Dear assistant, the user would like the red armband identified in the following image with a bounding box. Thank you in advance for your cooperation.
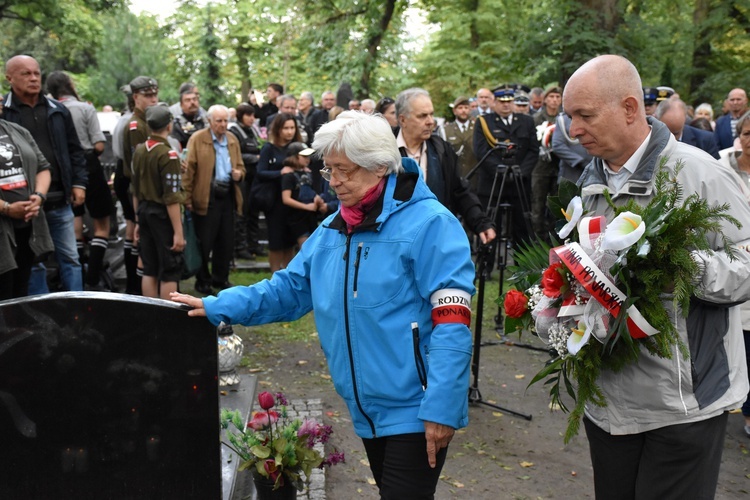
[430,289,471,327]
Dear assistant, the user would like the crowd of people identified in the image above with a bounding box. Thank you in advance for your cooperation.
[3,51,750,499]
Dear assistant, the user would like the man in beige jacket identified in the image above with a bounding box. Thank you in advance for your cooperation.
[183,105,245,295]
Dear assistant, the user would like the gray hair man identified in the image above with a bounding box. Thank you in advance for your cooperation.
[395,88,495,244]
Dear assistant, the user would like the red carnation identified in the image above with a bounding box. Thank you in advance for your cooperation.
[542,263,567,298]
[258,391,275,410]
[504,290,529,318]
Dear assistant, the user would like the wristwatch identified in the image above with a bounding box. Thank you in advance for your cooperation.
[33,191,47,202]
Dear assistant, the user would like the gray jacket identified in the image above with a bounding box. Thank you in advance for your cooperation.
[0,120,54,275]
[578,118,750,435]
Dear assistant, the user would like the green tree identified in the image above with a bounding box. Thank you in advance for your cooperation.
[0,0,124,73]
[84,9,177,109]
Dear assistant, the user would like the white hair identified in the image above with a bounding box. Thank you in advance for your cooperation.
[312,111,403,175]
[206,104,229,120]
[695,103,714,120]
[361,99,376,112]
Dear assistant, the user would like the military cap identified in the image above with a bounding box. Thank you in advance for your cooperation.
[643,87,658,104]
[656,86,675,101]
[544,86,563,98]
[145,103,172,131]
[509,83,532,93]
[493,84,515,101]
[129,76,159,94]
[451,96,471,108]
[286,141,315,157]
[120,84,132,96]
[514,91,530,105]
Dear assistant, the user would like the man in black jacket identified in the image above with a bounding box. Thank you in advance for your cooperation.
[4,54,87,293]
[473,85,539,245]
[395,88,495,245]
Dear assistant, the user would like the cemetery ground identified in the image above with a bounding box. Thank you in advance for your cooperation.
[184,269,750,499]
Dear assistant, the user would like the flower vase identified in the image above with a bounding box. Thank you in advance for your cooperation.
[252,476,297,500]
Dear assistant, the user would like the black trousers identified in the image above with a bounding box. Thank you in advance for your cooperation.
[362,432,447,500]
[584,412,728,500]
[193,194,234,285]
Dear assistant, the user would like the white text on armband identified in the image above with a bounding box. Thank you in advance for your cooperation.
[431,289,472,327]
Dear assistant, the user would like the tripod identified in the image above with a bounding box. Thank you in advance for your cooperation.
[465,149,533,420]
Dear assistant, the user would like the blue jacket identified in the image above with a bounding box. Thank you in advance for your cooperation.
[2,92,87,198]
[714,114,735,151]
[681,124,719,159]
[204,158,476,438]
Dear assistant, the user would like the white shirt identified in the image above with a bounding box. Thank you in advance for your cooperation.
[603,128,652,193]
[396,130,428,180]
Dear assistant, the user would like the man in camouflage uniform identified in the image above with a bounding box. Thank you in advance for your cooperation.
[130,104,185,299]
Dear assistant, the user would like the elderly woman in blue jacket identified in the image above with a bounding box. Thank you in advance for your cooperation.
[171,111,475,499]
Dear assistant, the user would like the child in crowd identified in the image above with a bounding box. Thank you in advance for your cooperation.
[130,104,185,299]
[280,142,323,248]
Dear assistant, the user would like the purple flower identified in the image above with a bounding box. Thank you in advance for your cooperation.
[275,392,288,406]
[321,451,345,468]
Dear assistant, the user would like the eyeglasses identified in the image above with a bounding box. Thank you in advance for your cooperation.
[320,165,360,182]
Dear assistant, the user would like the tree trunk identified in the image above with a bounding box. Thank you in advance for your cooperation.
[467,0,480,90]
[689,0,711,104]
[358,0,396,97]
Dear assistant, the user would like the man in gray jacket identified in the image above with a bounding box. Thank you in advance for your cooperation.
[565,54,750,500]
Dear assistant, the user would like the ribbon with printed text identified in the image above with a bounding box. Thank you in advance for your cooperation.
[551,216,659,339]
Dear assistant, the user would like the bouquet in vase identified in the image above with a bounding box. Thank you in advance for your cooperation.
[501,161,739,442]
[221,391,345,491]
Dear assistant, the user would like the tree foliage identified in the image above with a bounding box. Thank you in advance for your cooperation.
[83,9,177,109]
[0,0,747,114]
[416,0,750,112]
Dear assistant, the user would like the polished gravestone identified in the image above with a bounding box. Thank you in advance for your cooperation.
[0,292,220,499]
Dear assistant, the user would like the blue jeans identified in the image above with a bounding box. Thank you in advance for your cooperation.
[28,204,82,294]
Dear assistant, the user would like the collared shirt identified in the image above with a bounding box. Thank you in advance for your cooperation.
[456,119,470,133]
[211,130,231,182]
[396,130,428,180]
[501,114,513,127]
[603,128,652,193]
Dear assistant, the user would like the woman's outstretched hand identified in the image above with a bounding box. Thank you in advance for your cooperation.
[170,292,207,317]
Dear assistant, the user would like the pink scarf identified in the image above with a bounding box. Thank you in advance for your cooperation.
[340,178,386,233]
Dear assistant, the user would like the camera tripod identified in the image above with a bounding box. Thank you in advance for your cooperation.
[464,149,533,420]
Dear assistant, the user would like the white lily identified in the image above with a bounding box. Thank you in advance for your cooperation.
[558,196,583,239]
[567,320,591,355]
[600,211,646,251]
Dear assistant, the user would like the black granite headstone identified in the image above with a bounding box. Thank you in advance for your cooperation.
[0,292,220,499]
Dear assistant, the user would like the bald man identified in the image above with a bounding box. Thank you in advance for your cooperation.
[654,98,719,159]
[715,88,748,150]
[3,55,87,293]
[566,54,750,500]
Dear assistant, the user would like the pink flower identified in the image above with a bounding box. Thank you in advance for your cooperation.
[247,410,279,430]
[258,391,275,410]
[263,459,281,482]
